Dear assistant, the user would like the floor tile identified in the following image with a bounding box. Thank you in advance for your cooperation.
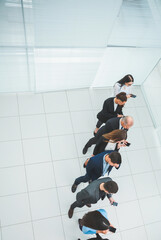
[20,115,47,139]
[121,226,147,240]
[0,166,27,196]
[139,196,161,224]
[0,194,31,226]
[18,93,44,115]
[148,147,161,170]
[23,137,51,164]
[46,112,73,136]
[2,223,34,240]
[0,141,23,168]
[26,162,56,191]
[0,117,21,141]
[142,126,161,148]
[50,135,77,161]
[0,94,18,117]
[116,200,143,231]
[127,149,152,174]
[43,91,69,113]
[154,170,161,194]
[90,88,112,110]
[53,158,81,187]
[136,107,153,127]
[113,175,137,203]
[145,221,161,240]
[29,188,60,220]
[67,89,92,111]
[71,111,95,133]
[127,127,146,150]
[133,172,159,199]
[33,217,65,240]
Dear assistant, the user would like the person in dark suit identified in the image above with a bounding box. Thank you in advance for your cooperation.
[68,177,118,218]
[71,150,121,193]
[94,92,127,134]
[83,116,134,155]
[78,209,115,240]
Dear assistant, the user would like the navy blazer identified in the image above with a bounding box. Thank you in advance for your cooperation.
[86,150,120,181]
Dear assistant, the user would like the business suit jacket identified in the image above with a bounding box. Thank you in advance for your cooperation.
[96,117,121,139]
[97,97,123,123]
[76,177,112,204]
[86,150,120,181]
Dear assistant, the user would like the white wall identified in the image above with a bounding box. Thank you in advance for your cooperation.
[92,47,161,87]
[34,48,105,91]
[33,0,122,47]
[142,60,161,128]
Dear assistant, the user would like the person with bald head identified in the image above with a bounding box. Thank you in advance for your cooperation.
[82,116,134,155]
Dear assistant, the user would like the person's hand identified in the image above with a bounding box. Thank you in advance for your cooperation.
[109,197,115,205]
[127,94,131,98]
[117,141,126,149]
[117,114,123,118]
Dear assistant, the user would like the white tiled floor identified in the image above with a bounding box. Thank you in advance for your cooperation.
[0,86,161,240]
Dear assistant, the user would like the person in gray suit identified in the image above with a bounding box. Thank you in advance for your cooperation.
[68,177,118,218]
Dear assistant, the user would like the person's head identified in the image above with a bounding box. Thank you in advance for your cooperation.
[117,74,134,87]
[80,210,110,234]
[103,129,127,143]
[121,116,134,129]
[107,152,122,168]
[103,180,118,194]
[115,92,127,105]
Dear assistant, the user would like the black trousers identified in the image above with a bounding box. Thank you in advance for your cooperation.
[84,126,107,149]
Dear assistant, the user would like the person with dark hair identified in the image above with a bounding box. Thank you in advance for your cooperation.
[113,74,134,98]
[94,92,127,134]
[68,177,118,218]
[71,150,122,193]
[78,209,115,240]
[83,116,134,155]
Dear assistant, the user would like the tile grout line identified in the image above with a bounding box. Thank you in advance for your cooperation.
[15,93,36,240]
[64,90,86,240]
[127,92,151,239]
[41,93,67,240]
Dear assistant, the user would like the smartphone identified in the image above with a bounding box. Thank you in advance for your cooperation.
[125,142,131,147]
[112,202,118,206]
[109,226,116,233]
[130,94,136,98]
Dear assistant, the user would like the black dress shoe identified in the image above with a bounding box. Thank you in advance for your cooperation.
[68,207,74,218]
[82,146,88,154]
[86,203,91,207]
[71,184,77,193]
